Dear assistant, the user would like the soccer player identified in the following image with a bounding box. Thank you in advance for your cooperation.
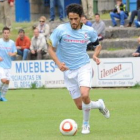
[47,4,110,134]
[0,27,17,101]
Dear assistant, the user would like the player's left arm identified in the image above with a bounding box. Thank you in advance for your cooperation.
[93,43,102,65]
[89,28,102,65]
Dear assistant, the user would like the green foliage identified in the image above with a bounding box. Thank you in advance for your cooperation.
[30,82,46,89]
[30,82,37,89]
[131,83,140,89]
[0,89,140,140]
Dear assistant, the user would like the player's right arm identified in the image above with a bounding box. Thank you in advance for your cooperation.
[47,26,68,71]
[48,44,68,71]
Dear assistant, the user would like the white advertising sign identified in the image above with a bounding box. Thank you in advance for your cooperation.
[9,58,140,88]
[10,60,65,88]
[91,58,140,87]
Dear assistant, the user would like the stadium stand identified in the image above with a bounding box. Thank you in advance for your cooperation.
[15,18,139,60]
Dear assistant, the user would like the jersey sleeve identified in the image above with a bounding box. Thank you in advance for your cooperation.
[47,25,62,48]
[89,28,98,43]
[12,41,17,53]
[89,28,99,48]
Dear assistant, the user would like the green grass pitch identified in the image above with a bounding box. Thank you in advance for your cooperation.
[0,88,140,140]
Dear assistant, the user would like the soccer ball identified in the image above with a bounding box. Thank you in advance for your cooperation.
[59,119,78,136]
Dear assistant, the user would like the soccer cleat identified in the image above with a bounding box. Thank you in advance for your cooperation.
[0,97,7,102]
[98,99,110,119]
[81,124,90,134]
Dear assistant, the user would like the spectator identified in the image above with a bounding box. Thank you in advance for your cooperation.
[30,28,47,60]
[15,29,30,60]
[37,16,50,39]
[92,13,106,41]
[81,0,93,20]
[126,0,140,27]
[49,0,64,22]
[0,0,14,28]
[132,37,140,57]
[81,15,92,27]
[110,0,128,27]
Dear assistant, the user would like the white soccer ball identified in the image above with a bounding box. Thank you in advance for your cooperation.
[59,119,78,136]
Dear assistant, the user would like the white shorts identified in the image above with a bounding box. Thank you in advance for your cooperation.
[0,67,11,81]
[64,63,93,99]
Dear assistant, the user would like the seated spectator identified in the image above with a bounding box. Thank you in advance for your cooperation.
[126,0,140,27]
[30,28,47,60]
[110,0,128,27]
[132,37,140,57]
[16,29,30,60]
[92,13,106,41]
[37,16,50,39]
[81,15,92,27]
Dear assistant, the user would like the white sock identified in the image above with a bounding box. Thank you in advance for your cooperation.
[82,102,91,125]
[1,84,9,98]
[90,100,101,109]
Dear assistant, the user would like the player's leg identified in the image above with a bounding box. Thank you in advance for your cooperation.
[0,79,9,101]
[0,69,11,101]
[78,63,110,134]
[0,67,5,100]
[80,86,91,134]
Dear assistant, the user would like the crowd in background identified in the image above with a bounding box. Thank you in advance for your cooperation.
[0,0,140,61]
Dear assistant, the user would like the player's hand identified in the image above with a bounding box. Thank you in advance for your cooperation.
[0,57,3,61]
[58,62,69,71]
[93,56,100,65]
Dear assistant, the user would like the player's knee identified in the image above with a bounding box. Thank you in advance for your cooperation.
[77,104,82,110]
[81,94,89,101]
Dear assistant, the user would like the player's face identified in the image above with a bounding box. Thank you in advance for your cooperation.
[3,30,10,40]
[68,13,81,30]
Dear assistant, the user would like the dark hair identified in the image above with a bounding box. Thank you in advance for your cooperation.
[95,13,100,16]
[18,29,25,34]
[116,0,122,2]
[66,4,83,17]
[81,15,88,19]
[2,27,10,33]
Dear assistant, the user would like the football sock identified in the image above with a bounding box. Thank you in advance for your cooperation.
[1,84,9,98]
[82,102,91,124]
[0,81,3,98]
[90,100,101,109]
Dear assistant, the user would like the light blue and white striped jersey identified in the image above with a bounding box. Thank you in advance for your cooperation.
[50,23,98,70]
[0,38,17,69]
